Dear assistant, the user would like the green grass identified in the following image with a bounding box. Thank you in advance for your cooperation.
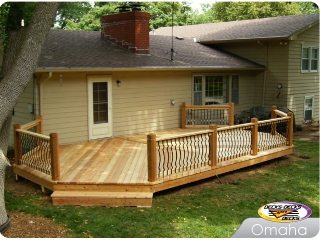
[5,140,319,238]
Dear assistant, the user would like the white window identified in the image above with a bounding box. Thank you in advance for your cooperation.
[302,47,319,72]
[192,75,239,105]
[304,96,314,121]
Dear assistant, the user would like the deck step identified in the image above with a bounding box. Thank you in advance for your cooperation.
[51,191,153,207]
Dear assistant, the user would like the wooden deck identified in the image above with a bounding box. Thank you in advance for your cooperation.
[13,128,293,207]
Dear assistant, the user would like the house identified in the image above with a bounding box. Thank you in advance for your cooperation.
[9,11,318,206]
[9,12,318,146]
[153,13,319,124]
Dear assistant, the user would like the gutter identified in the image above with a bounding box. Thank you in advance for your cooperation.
[35,66,266,73]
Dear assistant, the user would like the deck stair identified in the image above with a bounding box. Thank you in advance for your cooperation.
[51,191,153,207]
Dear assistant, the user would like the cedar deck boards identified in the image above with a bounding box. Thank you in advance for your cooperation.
[13,128,293,207]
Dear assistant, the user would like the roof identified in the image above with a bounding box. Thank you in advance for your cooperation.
[152,14,319,43]
[37,30,264,71]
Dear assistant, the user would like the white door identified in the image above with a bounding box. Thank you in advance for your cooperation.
[88,76,113,140]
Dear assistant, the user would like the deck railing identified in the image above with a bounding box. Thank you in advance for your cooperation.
[148,105,293,182]
[14,115,60,181]
[181,102,234,128]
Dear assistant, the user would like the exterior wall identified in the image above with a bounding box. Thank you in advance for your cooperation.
[35,70,262,145]
[287,24,319,123]
[215,41,282,115]
[40,72,88,145]
[263,41,289,110]
[216,25,319,123]
[112,71,191,136]
[9,78,35,146]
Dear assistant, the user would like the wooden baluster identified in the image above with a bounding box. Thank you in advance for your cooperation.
[209,124,217,167]
[147,133,157,182]
[251,118,258,156]
[181,102,186,129]
[50,133,60,181]
[271,106,277,135]
[13,124,22,165]
[229,102,234,126]
[287,112,294,146]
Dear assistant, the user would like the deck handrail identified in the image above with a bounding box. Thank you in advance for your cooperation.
[148,105,293,182]
[13,115,60,181]
[181,102,234,128]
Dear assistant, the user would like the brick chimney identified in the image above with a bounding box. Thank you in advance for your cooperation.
[101,11,150,55]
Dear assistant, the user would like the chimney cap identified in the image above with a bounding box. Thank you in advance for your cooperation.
[116,5,131,12]
[129,2,144,11]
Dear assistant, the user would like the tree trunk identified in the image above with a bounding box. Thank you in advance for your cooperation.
[0,2,61,233]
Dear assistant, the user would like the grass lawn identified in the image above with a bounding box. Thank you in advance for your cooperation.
[5,140,319,238]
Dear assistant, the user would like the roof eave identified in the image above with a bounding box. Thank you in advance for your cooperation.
[199,36,290,44]
[35,66,266,73]
[289,21,319,40]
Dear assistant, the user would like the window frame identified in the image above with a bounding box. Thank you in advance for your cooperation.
[192,74,240,105]
[301,46,319,73]
[304,95,314,121]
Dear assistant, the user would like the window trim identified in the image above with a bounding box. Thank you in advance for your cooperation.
[231,75,240,105]
[192,74,240,105]
[301,46,319,73]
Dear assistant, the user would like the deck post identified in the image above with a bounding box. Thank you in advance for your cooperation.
[251,118,258,156]
[181,102,186,129]
[271,106,277,119]
[36,115,43,134]
[50,133,60,181]
[147,133,157,182]
[13,124,22,165]
[287,112,294,146]
[228,102,234,126]
[270,106,277,135]
[209,124,217,167]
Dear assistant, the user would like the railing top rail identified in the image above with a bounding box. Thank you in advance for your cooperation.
[258,116,290,125]
[16,129,50,140]
[185,104,231,110]
[274,109,288,117]
[156,129,212,142]
[218,122,254,131]
[20,119,41,130]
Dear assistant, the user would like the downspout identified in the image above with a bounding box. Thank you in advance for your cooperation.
[37,72,52,115]
[258,41,268,106]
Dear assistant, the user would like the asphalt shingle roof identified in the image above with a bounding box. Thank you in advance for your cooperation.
[37,30,264,70]
[153,14,319,42]
[38,14,318,70]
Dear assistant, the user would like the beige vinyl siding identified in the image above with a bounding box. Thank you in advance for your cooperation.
[9,78,35,147]
[36,69,263,145]
[230,71,264,115]
[41,73,88,145]
[263,41,289,110]
[112,71,191,136]
[287,24,319,123]
[40,71,192,144]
